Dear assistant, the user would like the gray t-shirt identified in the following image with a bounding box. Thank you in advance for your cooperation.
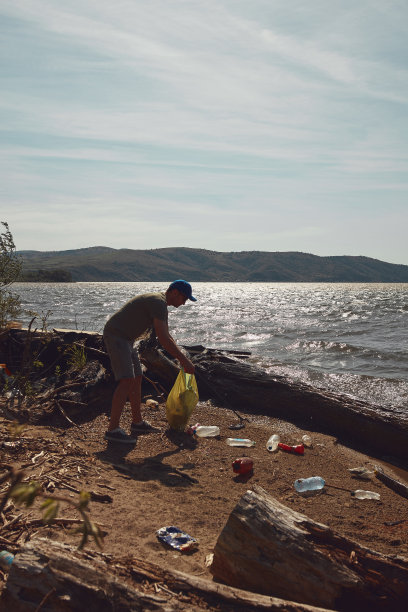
[104,292,168,341]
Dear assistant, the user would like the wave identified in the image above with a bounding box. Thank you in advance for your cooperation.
[285,339,406,363]
[259,359,408,413]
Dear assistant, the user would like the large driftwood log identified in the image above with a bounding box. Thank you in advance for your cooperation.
[190,351,408,464]
[210,485,408,611]
[138,341,408,464]
[1,538,170,611]
[1,537,330,611]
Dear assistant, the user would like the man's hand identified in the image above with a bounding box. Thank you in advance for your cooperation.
[179,355,195,374]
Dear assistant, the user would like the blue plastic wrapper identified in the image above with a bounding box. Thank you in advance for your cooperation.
[156,526,198,552]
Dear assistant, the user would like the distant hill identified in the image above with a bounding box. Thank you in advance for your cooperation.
[18,247,408,282]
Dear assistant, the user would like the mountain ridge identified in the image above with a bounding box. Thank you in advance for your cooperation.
[18,247,408,282]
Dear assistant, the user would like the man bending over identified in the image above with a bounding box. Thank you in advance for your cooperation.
[103,279,196,443]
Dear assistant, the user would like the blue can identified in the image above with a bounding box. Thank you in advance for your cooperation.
[0,550,14,570]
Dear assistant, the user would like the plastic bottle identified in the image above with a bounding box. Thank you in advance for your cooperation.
[301,434,313,448]
[195,426,220,438]
[232,457,254,475]
[294,476,325,494]
[278,443,304,455]
[266,434,280,452]
[0,550,14,571]
[348,467,374,480]
[351,490,380,500]
[226,438,256,447]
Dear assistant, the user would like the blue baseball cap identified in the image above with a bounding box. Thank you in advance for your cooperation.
[168,279,197,301]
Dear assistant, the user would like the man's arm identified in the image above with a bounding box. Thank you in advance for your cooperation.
[153,318,195,374]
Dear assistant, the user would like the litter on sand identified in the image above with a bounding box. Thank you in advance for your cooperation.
[156,526,198,552]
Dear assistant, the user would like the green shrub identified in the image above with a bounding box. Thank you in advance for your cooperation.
[0,222,22,329]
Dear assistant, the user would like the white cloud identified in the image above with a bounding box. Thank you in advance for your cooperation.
[0,0,407,263]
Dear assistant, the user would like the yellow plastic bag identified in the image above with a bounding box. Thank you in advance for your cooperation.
[166,368,199,431]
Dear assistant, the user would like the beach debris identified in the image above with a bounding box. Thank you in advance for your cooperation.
[294,476,325,496]
[226,438,255,447]
[301,434,313,448]
[0,363,12,381]
[374,465,408,499]
[205,553,214,567]
[351,490,380,500]
[0,440,21,451]
[0,550,14,571]
[384,519,406,527]
[278,443,304,455]
[194,425,220,437]
[232,457,254,475]
[156,526,198,552]
[348,466,375,480]
[266,434,280,452]
[228,422,245,430]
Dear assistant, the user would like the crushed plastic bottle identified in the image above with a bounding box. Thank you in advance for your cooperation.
[348,467,374,480]
[351,490,381,500]
[226,438,256,447]
[195,426,220,438]
[278,443,304,455]
[232,457,254,475]
[0,550,14,571]
[301,434,313,448]
[266,434,280,452]
[294,476,325,495]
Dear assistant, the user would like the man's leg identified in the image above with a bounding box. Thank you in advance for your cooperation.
[129,375,143,425]
[103,331,136,434]
[108,377,136,431]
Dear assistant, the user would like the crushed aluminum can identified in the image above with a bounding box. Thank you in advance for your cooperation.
[156,526,198,552]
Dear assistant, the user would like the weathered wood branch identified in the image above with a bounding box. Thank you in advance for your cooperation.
[210,485,408,611]
[1,538,170,611]
[1,537,331,611]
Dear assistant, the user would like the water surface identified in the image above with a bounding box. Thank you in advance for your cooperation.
[14,282,408,413]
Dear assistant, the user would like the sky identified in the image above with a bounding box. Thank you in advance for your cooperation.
[1,1,408,265]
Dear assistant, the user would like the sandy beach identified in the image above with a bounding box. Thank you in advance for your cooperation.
[1,396,407,586]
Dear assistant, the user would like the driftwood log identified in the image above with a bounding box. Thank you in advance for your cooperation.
[2,327,407,464]
[210,485,408,611]
[1,538,169,611]
[1,537,330,611]
[187,348,408,465]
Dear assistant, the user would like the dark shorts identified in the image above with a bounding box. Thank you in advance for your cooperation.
[103,331,142,380]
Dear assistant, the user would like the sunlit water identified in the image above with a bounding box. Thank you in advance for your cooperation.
[13,282,408,414]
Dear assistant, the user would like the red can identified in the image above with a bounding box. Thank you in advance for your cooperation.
[278,443,304,455]
[232,457,254,475]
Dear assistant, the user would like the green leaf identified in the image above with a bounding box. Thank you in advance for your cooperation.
[42,501,60,523]
[78,490,91,510]
[10,481,41,507]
